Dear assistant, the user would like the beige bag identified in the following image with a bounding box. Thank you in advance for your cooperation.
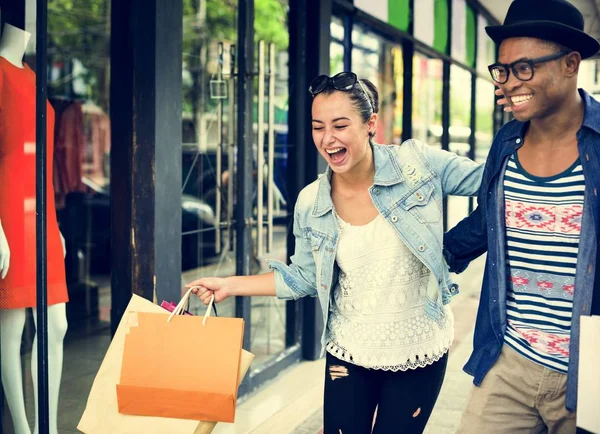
[577,315,600,433]
[78,294,254,434]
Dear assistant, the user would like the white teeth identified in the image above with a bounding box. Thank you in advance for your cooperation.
[511,94,533,105]
[326,148,345,154]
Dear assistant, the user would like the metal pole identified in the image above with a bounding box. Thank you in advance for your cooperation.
[235,0,254,351]
[216,42,224,254]
[35,0,50,431]
[257,40,265,257]
[442,0,452,232]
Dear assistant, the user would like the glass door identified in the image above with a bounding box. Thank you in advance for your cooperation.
[179,0,299,385]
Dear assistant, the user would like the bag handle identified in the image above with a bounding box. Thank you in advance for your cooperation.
[167,286,215,326]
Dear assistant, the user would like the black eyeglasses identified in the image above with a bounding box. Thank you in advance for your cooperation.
[309,71,374,111]
[488,51,571,84]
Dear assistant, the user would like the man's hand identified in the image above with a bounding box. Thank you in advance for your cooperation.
[495,87,512,112]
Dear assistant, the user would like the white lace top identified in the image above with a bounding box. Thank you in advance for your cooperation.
[326,214,453,371]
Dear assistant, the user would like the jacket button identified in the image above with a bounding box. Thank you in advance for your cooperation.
[516,138,521,144]
[417,194,424,201]
[418,245,425,252]
[391,216,398,222]
[373,188,380,195]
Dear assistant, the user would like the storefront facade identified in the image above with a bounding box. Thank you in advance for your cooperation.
[4,0,576,431]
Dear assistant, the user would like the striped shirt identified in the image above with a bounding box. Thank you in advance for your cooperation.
[503,154,584,373]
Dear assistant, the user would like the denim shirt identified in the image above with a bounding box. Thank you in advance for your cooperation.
[269,140,483,356]
[444,89,600,412]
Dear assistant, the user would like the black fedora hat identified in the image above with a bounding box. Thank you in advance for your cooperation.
[486,0,600,59]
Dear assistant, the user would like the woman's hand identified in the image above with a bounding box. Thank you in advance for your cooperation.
[495,87,512,112]
[186,277,230,305]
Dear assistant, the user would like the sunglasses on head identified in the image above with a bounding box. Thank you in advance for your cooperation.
[309,71,374,112]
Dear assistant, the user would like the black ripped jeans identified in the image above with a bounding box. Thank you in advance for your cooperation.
[323,351,448,434]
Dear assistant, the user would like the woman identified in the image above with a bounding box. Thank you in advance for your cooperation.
[187,72,483,433]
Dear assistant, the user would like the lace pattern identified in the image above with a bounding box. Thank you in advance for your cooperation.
[326,214,454,370]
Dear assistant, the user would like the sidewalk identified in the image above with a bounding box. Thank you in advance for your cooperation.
[213,255,486,434]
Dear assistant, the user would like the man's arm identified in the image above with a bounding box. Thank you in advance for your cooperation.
[444,203,488,273]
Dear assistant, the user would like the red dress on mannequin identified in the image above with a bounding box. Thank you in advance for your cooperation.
[0,56,68,308]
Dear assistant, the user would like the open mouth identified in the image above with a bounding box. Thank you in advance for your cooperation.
[325,147,348,164]
[510,94,533,107]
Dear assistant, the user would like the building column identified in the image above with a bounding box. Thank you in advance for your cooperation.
[289,0,332,361]
[109,0,183,333]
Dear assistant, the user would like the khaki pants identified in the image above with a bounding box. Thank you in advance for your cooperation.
[457,345,577,434]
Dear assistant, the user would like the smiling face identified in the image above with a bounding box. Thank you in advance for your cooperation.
[497,37,578,122]
[311,91,377,175]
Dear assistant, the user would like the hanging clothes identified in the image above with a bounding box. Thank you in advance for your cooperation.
[82,106,110,187]
[53,100,87,208]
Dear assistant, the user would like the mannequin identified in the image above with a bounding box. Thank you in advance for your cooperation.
[0,23,69,434]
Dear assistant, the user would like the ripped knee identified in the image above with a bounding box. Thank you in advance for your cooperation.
[412,407,421,418]
[329,365,349,381]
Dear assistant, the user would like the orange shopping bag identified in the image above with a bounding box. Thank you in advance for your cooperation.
[116,289,244,423]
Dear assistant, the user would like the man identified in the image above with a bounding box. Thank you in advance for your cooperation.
[444,0,600,433]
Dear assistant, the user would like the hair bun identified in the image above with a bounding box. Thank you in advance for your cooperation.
[360,79,380,114]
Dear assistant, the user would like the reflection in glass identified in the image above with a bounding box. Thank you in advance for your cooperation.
[475,78,495,163]
[352,26,403,144]
[180,0,239,321]
[331,16,345,42]
[180,0,292,366]
[250,0,291,365]
[447,65,473,229]
[331,41,345,75]
[412,53,443,149]
[0,1,112,432]
[477,15,496,76]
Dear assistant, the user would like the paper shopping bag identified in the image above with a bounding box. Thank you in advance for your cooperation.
[117,311,244,422]
[577,315,600,433]
[78,294,254,434]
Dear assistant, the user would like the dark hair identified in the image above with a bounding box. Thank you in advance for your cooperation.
[317,77,380,133]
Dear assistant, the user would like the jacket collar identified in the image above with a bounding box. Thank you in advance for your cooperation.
[312,143,404,217]
[580,88,600,136]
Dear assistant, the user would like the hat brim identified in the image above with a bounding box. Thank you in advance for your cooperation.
[486,21,600,59]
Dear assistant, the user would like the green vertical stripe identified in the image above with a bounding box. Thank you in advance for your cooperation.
[466,5,476,68]
[434,0,448,53]
[388,0,410,32]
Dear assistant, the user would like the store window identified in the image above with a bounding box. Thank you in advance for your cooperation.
[412,53,443,149]
[451,0,467,63]
[475,78,495,163]
[1,1,112,432]
[249,0,291,365]
[331,17,345,74]
[414,0,449,54]
[447,65,472,229]
[179,0,293,367]
[351,26,403,144]
[477,14,496,75]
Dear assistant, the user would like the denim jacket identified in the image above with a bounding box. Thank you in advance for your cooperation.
[444,89,600,412]
[269,140,483,356]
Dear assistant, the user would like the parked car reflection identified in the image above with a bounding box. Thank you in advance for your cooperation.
[57,177,219,278]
